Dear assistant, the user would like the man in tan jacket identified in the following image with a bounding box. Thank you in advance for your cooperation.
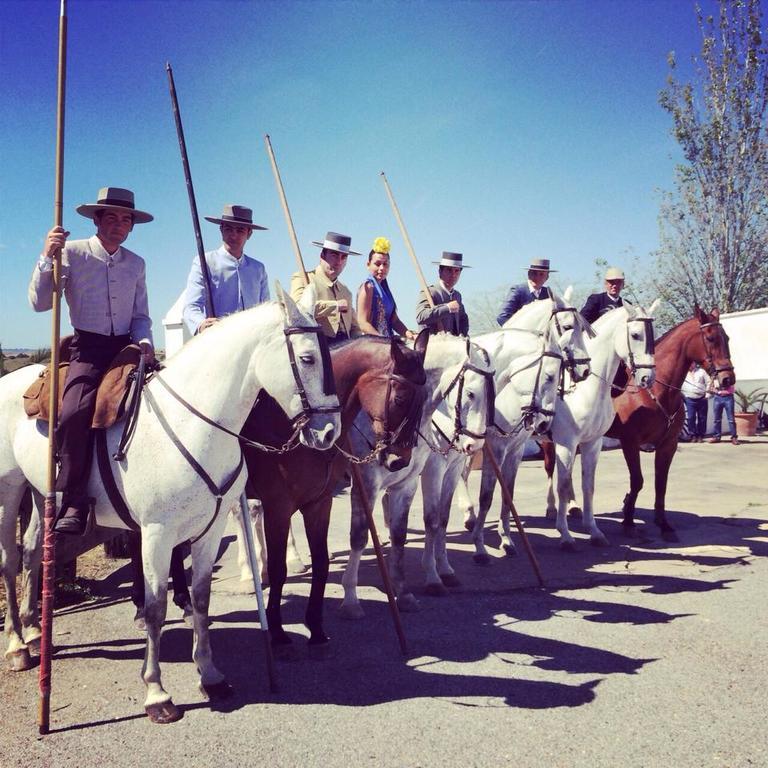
[290,231,361,342]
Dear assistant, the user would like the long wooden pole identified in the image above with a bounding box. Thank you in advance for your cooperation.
[166,62,215,318]
[264,135,308,286]
[38,0,67,735]
[379,172,435,308]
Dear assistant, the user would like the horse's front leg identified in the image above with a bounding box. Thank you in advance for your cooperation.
[620,439,644,534]
[579,438,608,546]
[542,440,557,519]
[455,457,476,532]
[653,436,679,541]
[19,489,44,651]
[432,457,464,588]
[497,442,524,556]
[140,526,179,723]
[190,514,232,700]
[420,456,448,596]
[300,495,332,651]
[470,441,502,563]
[387,478,420,610]
[339,474,375,620]
[554,444,578,551]
[262,502,292,649]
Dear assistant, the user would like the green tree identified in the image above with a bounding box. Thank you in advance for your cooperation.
[654,0,768,320]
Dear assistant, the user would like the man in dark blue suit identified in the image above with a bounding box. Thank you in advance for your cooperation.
[580,266,627,324]
[497,258,556,325]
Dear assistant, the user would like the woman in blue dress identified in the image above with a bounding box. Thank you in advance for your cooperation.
[356,237,416,339]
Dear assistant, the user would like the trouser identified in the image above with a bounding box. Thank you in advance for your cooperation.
[683,396,708,438]
[55,329,130,504]
[711,393,737,438]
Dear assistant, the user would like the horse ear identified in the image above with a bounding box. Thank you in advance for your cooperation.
[647,298,661,316]
[711,307,720,321]
[693,304,704,322]
[275,280,306,326]
[413,328,430,362]
[562,285,574,302]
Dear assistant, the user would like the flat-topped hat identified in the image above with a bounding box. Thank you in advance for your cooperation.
[604,266,625,280]
[76,187,153,224]
[526,258,557,273]
[311,231,361,256]
[432,251,471,269]
[204,204,267,230]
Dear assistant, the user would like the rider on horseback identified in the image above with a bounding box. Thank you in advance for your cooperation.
[28,187,155,535]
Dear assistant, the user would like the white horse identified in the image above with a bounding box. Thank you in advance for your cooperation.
[456,290,594,558]
[340,334,493,615]
[546,303,658,550]
[0,286,340,723]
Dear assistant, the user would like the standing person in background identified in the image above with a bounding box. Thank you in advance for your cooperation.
[290,231,361,343]
[496,258,555,325]
[415,251,470,336]
[708,382,739,445]
[28,187,155,535]
[681,361,710,442]
[183,204,269,335]
[357,237,416,339]
[580,266,628,324]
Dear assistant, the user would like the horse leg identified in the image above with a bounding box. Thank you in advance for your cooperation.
[497,444,524,556]
[470,444,501,564]
[554,445,578,551]
[539,440,558,519]
[456,458,477,532]
[620,439,644,535]
[579,438,608,546]
[300,495,332,651]
[286,519,309,575]
[653,437,679,541]
[189,516,233,701]
[388,479,420,610]
[140,526,180,723]
[19,488,43,651]
[420,455,450,597]
[263,503,292,648]
[339,478,372,620]
[1,483,33,670]
[433,458,464,588]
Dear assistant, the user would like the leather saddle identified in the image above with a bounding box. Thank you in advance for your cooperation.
[22,335,142,429]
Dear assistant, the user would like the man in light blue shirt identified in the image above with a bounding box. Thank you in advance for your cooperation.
[183,204,270,334]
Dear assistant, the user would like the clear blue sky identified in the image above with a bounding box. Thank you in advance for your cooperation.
[0,0,711,348]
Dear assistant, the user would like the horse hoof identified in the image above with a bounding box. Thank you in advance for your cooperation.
[200,680,234,701]
[502,543,517,557]
[560,541,577,553]
[590,535,609,547]
[661,529,679,543]
[7,649,33,672]
[424,582,449,597]
[440,573,461,588]
[568,506,583,520]
[464,518,476,532]
[338,603,365,620]
[308,640,332,660]
[145,700,182,724]
[472,552,492,565]
[396,593,420,612]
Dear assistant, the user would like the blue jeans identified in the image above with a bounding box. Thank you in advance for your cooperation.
[711,393,737,439]
[683,396,708,438]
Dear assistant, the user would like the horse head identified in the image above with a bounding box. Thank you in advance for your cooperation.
[549,287,592,383]
[430,337,495,456]
[273,282,342,450]
[494,333,563,437]
[620,303,657,390]
[693,305,735,388]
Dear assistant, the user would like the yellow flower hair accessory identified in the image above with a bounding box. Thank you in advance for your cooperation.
[372,236,391,255]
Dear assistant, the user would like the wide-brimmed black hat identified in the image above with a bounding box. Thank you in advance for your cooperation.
[76,187,153,224]
[311,231,361,256]
[204,204,267,230]
[432,251,471,269]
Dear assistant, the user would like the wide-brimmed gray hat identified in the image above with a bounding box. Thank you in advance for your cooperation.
[204,204,267,230]
[76,187,153,224]
[432,251,471,269]
[311,231,361,256]
[604,266,625,280]
[526,258,557,273]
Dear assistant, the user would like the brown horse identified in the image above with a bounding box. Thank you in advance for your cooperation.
[243,333,428,651]
[544,307,734,540]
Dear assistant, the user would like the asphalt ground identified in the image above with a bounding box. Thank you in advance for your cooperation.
[1,438,766,768]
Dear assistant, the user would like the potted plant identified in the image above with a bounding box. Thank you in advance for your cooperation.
[733,387,767,437]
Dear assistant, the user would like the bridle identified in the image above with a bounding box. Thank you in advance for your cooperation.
[624,316,656,378]
[491,344,564,437]
[697,320,734,383]
[549,306,591,378]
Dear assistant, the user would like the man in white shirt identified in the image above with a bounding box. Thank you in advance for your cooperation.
[29,187,154,534]
[681,361,710,442]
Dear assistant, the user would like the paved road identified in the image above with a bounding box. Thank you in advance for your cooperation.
[2,439,766,767]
